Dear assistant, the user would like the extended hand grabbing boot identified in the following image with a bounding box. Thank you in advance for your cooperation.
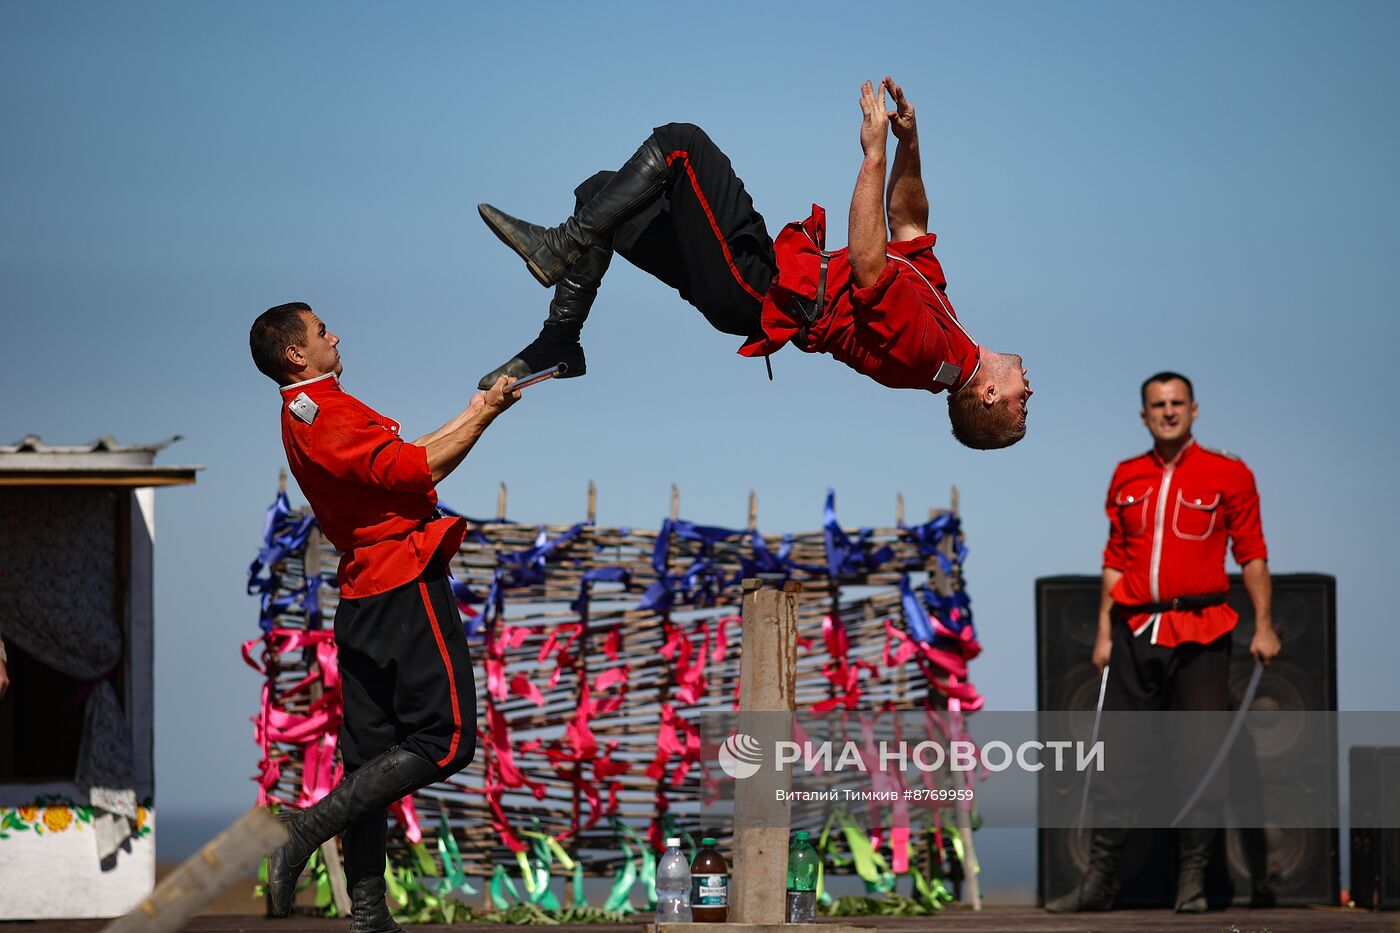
[266,746,438,918]
[477,243,612,389]
[342,810,402,933]
[1044,828,1128,912]
[478,136,669,287]
[1174,826,1215,913]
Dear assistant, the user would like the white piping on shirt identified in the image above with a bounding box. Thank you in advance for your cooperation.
[281,372,338,392]
[1147,438,1196,615]
[885,252,982,391]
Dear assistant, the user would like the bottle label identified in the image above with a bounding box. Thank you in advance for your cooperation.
[691,874,728,906]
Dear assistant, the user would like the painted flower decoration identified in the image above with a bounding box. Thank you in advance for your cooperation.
[43,806,73,833]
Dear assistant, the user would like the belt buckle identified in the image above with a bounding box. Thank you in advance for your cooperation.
[1170,597,1184,611]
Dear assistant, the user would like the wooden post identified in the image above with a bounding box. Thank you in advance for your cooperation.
[299,528,352,917]
[943,486,981,911]
[496,482,507,521]
[896,493,904,528]
[670,484,680,521]
[747,490,758,531]
[587,480,597,524]
[729,579,799,925]
[104,808,287,933]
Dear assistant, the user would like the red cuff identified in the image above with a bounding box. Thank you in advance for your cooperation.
[1232,544,1268,566]
[849,257,901,310]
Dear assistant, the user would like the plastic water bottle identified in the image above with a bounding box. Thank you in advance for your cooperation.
[786,831,819,922]
[655,837,693,924]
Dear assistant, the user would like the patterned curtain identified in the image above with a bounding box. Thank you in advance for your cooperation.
[0,488,136,863]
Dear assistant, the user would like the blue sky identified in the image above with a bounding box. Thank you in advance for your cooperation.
[3,0,1397,891]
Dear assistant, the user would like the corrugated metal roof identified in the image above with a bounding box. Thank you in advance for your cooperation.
[0,435,201,484]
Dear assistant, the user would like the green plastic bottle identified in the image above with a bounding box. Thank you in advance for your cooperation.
[786,831,819,921]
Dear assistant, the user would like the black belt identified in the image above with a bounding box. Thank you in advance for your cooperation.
[1113,592,1228,615]
[792,250,833,351]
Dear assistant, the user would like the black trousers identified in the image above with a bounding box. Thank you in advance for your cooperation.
[1096,621,1233,813]
[575,122,777,337]
[333,558,477,777]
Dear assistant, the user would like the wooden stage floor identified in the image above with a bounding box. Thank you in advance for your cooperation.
[10,912,1398,933]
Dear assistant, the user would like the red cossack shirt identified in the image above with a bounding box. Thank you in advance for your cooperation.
[1103,439,1268,647]
[278,373,465,599]
[738,205,980,393]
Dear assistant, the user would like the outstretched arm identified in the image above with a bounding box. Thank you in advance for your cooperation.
[849,80,889,289]
[883,76,928,241]
[414,375,520,484]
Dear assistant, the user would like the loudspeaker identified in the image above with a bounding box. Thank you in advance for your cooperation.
[1350,747,1400,909]
[1035,573,1339,908]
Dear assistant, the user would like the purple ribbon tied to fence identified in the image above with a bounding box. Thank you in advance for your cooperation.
[248,490,322,632]
[823,490,895,579]
[900,574,980,660]
[639,518,749,613]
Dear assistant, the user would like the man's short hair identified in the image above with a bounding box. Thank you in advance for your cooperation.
[250,302,312,384]
[1140,371,1194,406]
[947,390,1027,450]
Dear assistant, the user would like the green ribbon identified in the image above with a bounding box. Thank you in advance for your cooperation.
[435,809,477,897]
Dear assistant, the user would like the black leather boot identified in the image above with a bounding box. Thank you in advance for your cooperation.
[478,136,669,287]
[1174,827,1214,913]
[342,810,403,933]
[266,747,438,918]
[477,243,613,389]
[1044,829,1127,913]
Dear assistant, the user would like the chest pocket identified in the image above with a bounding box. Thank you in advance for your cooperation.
[1114,484,1153,536]
[1172,490,1221,540]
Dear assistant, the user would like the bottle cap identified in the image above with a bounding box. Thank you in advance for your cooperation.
[795,831,809,841]
[701,837,716,846]
[666,837,682,847]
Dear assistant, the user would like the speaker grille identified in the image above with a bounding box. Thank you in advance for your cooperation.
[1350,746,1400,909]
[1036,574,1338,908]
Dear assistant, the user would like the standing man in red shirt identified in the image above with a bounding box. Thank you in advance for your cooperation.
[1048,371,1280,914]
[475,77,1032,450]
[248,303,519,932]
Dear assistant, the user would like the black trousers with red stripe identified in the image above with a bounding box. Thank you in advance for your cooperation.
[1095,623,1233,813]
[574,122,777,337]
[334,558,476,777]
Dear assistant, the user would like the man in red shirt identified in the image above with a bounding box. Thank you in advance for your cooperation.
[476,78,1032,450]
[248,303,519,932]
[1048,371,1280,914]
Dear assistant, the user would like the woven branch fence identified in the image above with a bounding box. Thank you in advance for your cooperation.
[244,486,981,914]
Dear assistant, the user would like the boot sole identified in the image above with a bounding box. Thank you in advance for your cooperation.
[477,205,562,288]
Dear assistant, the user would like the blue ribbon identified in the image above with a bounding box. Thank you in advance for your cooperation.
[900,573,975,647]
[900,574,936,643]
[572,566,632,617]
[740,528,792,579]
[247,491,317,588]
[436,500,511,545]
[902,511,967,576]
[247,490,323,632]
[822,490,894,579]
[475,523,594,632]
[639,518,747,613]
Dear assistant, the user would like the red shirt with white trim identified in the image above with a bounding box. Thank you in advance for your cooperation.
[278,373,465,599]
[1102,439,1268,647]
[738,205,980,393]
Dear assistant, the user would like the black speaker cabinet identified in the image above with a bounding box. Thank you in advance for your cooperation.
[1350,746,1400,909]
[1036,573,1339,908]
